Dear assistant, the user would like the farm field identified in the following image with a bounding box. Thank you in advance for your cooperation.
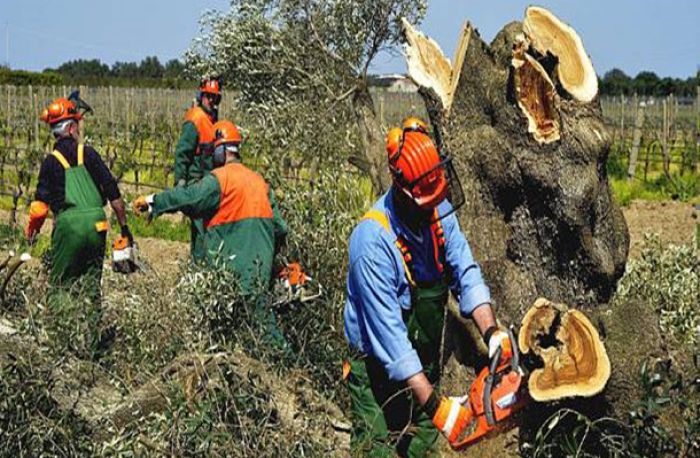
[1,85,698,213]
[0,72,698,458]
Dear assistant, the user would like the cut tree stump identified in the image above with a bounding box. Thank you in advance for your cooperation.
[403,9,646,453]
[402,6,629,316]
[519,298,610,402]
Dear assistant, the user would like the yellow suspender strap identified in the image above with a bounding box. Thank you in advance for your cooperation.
[361,209,416,287]
[51,150,70,170]
[77,143,85,166]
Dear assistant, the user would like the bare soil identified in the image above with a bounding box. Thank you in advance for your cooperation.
[622,200,698,258]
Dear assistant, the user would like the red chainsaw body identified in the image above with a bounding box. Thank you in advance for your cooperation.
[453,357,530,449]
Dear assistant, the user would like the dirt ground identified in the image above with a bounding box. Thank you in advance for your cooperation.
[622,200,698,258]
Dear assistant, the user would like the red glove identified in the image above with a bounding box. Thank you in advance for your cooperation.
[24,201,49,242]
[431,395,471,446]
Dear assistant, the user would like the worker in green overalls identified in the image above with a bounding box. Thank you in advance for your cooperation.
[134,120,288,347]
[26,95,131,356]
[343,118,513,456]
[173,78,221,262]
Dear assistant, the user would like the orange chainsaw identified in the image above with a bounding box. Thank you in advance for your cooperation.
[452,327,530,450]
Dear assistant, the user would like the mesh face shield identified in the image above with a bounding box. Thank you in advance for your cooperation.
[392,122,466,220]
[402,153,465,220]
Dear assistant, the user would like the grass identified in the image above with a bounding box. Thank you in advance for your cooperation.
[607,140,700,206]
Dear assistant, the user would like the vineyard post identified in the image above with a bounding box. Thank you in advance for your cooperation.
[619,94,625,145]
[27,85,32,149]
[5,85,10,147]
[379,93,385,126]
[695,86,699,173]
[33,90,39,148]
[662,97,670,178]
[109,86,114,126]
[628,101,645,181]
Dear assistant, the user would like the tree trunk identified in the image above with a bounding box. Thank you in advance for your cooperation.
[403,8,649,454]
[350,83,391,195]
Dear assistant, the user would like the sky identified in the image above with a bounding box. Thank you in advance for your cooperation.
[0,0,698,79]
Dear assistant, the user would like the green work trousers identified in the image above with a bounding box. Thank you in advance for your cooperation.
[51,207,106,287]
[347,282,448,457]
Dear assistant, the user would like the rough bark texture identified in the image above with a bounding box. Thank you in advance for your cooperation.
[406,20,629,318]
[351,84,391,194]
[404,14,646,457]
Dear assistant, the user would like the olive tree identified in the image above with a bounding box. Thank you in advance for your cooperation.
[185,0,426,192]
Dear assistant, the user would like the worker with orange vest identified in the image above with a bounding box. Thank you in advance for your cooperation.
[25,94,131,286]
[134,121,288,345]
[174,78,222,261]
[343,118,513,456]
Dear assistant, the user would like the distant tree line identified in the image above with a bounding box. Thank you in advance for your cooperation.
[0,56,195,88]
[1,57,698,97]
[599,68,699,98]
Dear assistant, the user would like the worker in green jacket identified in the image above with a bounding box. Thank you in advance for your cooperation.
[174,78,221,262]
[135,120,288,345]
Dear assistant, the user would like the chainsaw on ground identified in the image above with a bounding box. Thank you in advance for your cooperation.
[111,236,141,274]
[453,327,530,450]
[273,262,323,307]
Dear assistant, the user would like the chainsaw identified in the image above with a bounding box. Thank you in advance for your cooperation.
[273,262,323,307]
[452,327,530,450]
[111,236,141,274]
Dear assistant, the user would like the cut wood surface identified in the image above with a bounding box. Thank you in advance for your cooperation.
[519,298,611,402]
[522,6,598,103]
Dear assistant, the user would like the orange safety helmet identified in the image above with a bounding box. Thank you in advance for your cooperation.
[402,116,428,133]
[386,127,403,160]
[388,118,448,210]
[212,120,242,166]
[200,78,221,95]
[40,98,82,125]
[213,120,242,147]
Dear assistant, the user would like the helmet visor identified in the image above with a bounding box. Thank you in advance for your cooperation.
[404,155,465,215]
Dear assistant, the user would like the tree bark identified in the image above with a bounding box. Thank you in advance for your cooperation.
[403,15,629,315]
[351,83,391,195]
[403,10,648,454]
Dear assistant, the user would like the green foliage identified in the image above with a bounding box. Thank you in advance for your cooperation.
[123,212,190,242]
[0,67,63,86]
[529,359,700,458]
[185,0,427,166]
[101,362,331,456]
[528,408,626,458]
[610,178,670,206]
[44,274,105,360]
[600,68,698,97]
[0,351,94,456]
[615,235,699,346]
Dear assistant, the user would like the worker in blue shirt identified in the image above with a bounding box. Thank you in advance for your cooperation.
[343,117,513,457]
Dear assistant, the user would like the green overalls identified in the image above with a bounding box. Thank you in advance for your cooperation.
[49,144,108,287]
[347,210,448,457]
[47,145,109,360]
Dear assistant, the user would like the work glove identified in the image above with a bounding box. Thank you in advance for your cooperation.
[431,394,471,446]
[485,326,513,364]
[132,195,154,217]
[121,224,134,246]
[24,201,49,244]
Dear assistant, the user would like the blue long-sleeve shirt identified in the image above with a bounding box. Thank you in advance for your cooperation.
[343,189,491,381]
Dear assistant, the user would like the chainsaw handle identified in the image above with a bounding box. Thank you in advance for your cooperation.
[508,326,520,373]
[483,346,501,426]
